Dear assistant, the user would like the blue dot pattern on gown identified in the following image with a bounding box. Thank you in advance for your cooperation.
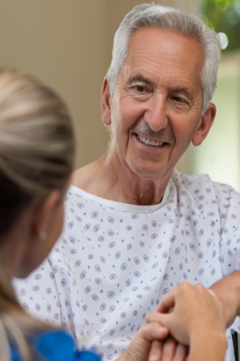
[14,169,240,361]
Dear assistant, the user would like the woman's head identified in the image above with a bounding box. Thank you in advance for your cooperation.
[0,68,75,276]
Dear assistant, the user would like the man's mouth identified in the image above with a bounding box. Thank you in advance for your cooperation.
[136,134,166,147]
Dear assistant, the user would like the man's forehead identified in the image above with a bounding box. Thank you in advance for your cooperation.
[120,28,203,83]
[124,27,204,68]
[126,26,203,56]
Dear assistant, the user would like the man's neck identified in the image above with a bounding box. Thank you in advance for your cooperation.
[72,153,172,206]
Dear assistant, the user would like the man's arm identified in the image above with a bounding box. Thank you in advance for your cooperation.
[210,270,240,328]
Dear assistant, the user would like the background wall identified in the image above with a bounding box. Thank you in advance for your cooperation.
[180,51,240,192]
[0,0,199,169]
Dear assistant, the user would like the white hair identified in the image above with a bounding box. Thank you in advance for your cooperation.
[107,3,221,114]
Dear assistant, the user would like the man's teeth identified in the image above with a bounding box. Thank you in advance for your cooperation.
[137,135,164,147]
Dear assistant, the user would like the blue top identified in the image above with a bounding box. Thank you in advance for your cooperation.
[11,330,101,361]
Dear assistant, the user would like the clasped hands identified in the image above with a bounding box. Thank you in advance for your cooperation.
[121,282,227,361]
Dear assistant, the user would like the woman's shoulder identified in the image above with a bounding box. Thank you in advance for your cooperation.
[11,329,101,361]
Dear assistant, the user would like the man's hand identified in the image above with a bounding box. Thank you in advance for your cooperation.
[148,336,188,361]
[117,322,169,361]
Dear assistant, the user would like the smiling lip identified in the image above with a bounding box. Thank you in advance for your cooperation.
[136,134,166,147]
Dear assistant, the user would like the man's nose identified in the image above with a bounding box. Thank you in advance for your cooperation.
[144,95,168,132]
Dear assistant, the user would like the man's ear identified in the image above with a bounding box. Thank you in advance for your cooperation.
[31,191,61,241]
[192,103,216,147]
[101,77,112,126]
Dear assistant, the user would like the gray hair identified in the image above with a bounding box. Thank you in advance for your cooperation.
[107,3,221,114]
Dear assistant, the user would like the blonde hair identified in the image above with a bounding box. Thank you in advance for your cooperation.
[0,68,75,360]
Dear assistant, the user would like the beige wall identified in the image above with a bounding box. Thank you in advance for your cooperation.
[0,0,199,169]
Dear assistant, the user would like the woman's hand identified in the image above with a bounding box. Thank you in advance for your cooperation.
[145,283,227,361]
[146,282,226,345]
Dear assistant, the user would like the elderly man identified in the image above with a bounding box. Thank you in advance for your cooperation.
[15,4,240,361]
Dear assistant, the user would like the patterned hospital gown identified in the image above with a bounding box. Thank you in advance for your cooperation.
[14,169,240,361]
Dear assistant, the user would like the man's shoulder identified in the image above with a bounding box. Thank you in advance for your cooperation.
[172,169,240,203]
[171,169,213,193]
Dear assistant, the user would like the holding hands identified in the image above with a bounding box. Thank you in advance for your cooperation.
[145,282,227,361]
[119,282,227,361]
[119,322,169,361]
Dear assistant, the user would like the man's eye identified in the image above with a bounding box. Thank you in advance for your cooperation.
[173,96,185,102]
[135,85,146,93]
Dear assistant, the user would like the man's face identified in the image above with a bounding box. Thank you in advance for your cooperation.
[103,27,211,181]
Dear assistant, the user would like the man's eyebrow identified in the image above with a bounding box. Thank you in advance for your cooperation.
[126,77,193,99]
[126,75,152,86]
